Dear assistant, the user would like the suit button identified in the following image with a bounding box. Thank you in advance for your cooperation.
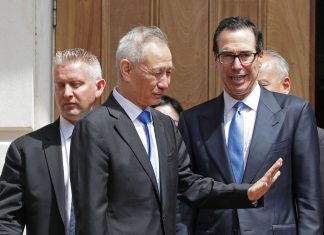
[232,229,238,235]
[162,215,166,221]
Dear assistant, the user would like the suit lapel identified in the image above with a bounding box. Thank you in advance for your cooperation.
[200,96,235,183]
[43,119,66,224]
[151,109,168,203]
[243,88,282,183]
[106,95,160,198]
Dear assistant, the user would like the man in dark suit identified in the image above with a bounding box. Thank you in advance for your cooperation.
[69,26,282,235]
[177,17,321,235]
[0,48,106,235]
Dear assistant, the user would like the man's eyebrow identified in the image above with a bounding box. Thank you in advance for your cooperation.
[151,65,175,71]
[220,50,255,54]
[239,50,256,53]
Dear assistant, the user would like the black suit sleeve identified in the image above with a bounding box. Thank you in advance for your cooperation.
[0,142,25,234]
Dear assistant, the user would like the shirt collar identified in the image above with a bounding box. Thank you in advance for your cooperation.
[59,115,74,140]
[112,88,150,121]
[224,82,260,115]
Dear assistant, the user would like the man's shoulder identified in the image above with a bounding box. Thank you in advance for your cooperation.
[28,121,58,137]
[76,103,125,131]
[12,121,59,147]
[183,96,222,116]
[267,91,309,111]
[80,105,109,122]
[269,91,305,103]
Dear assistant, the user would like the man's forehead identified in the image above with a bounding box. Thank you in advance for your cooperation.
[218,29,256,49]
[151,63,174,70]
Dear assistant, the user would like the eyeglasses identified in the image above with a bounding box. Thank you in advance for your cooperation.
[217,52,259,65]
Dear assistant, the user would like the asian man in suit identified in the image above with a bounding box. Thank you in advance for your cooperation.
[0,48,105,235]
[177,17,321,235]
[69,26,282,235]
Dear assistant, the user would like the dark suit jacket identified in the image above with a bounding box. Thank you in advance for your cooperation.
[0,119,66,235]
[70,94,259,235]
[177,87,321,235]
[318,127,324,228]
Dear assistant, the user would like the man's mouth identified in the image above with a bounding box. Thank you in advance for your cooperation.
[230,74,246,81]
[64,102,76,108]
[153,93,163,97]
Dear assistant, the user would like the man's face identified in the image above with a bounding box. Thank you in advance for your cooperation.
[54,62,101,124]
[216,28,262,100]
[127,41,173,109]
[258,57,290,94]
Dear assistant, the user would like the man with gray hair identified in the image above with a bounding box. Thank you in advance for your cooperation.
[0,48,106,235]
[258,49,290,94]
[70,26,282,235]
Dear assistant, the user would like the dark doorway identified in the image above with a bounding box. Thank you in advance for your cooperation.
[316,0,324,128]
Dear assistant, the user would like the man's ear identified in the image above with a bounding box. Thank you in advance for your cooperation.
[282,76,291,94]
[120,59,133,81]
[95,78,106,98]
[258,50,264,68]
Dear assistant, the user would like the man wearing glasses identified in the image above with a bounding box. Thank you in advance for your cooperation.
[177,16,321,235]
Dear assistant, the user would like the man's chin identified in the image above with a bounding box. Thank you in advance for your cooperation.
[151,96,162,106]
[62,112,82,124]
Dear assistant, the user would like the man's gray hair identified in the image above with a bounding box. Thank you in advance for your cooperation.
[264,49,289,80]
[54,48,102,81]
[115,26,169,77]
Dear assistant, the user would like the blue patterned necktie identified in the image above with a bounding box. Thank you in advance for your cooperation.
[69,202,75,235]
[138,111,152,158]
[228,101,245,183]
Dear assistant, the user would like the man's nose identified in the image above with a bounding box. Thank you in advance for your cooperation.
[158,75,170,89]
[232,57,243,69]
[63,85,73,97]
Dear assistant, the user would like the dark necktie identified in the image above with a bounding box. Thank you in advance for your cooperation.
[228,101,245,183]
[138,111,152,158]
[69,201,75,235]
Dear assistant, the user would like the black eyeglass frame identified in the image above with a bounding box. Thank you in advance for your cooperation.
[217,51,260,65]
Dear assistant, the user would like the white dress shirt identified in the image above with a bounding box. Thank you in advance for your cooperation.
[113,88,160,191]
[59,116,74,235]
[223,83,260,169]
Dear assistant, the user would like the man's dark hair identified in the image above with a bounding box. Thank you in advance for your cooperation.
[213,16,263,55]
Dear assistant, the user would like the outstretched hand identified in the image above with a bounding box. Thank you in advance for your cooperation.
[247,158,283,201]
